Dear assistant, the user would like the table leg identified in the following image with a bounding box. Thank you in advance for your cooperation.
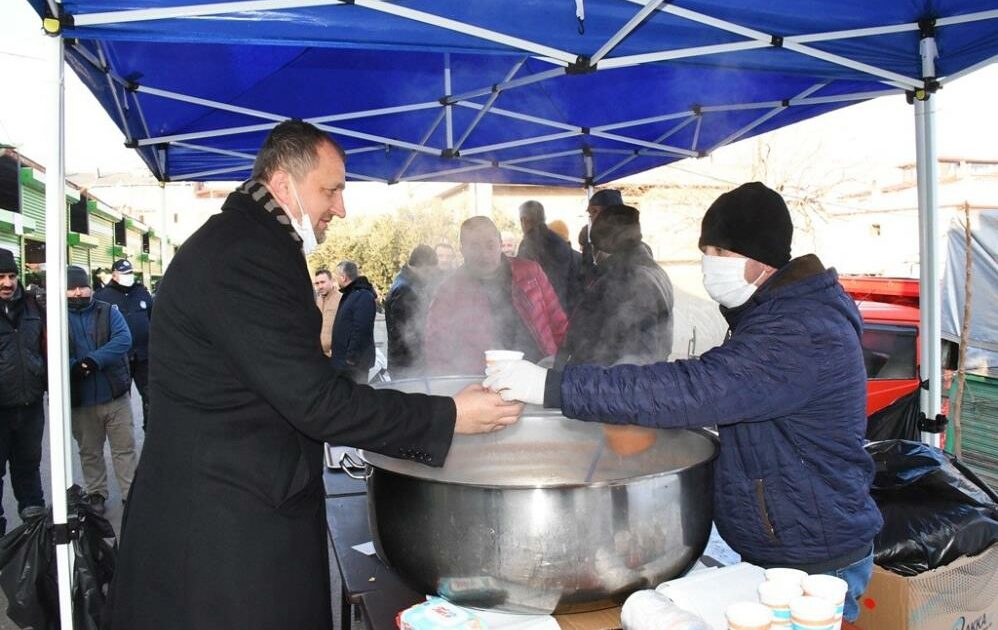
[341,585,352,630]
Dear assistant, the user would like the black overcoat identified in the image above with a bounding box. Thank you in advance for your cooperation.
[107,189,456,630]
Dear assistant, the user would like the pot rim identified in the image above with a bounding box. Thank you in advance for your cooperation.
[358,427,719,490]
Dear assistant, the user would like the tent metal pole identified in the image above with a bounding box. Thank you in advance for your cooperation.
[44,31,76,630]
[443,54,453,150]
[131,91,164,177]
[793,89,902,106]
[493,163,584,184]
[592,110,689,132]
[97,44,133,144]
[139,122,277,146]
[171,164,254,180]
[690,114,703,152]
[400,163,492,183]
[345,171,388,183]
[599,40,770,70]
[312,124,438,155]
[460,131,579,156]
[454,101,577,132]
[502,149,581,165]
[941,55,997,84]
[589,130,698,157]
[355,0,577,63]
[591,0,668,64]
[914,36,942,448]
[597,116,697,182]
[789,22,919,44]
[74,0,346,26]
[584,152,594,198]
[446,68,565,105]
[936,8,998,27]
[453,57,527,151]
[172,142,256,160]
[159,182,169,269]
[706,82,827,153]
[395,109,447,182]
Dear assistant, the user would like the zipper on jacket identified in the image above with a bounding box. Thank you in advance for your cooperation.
[754,478,780,545]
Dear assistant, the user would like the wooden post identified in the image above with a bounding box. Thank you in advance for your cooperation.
[951,202,973,459]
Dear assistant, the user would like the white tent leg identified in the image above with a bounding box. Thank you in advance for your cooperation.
[160,182,170,269]
[44,32,76,630]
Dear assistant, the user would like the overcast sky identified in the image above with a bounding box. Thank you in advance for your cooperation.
[1,0,994,186]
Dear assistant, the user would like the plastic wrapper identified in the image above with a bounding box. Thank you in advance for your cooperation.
[867,439,998,576]
[397,597,486,630]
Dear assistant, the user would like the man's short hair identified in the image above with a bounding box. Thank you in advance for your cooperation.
[408,245,438,268]
[314,269,333,280]
[459,216,500,243]
[336,260,359,281]
[251,120,346,182]
[518,200,545,225]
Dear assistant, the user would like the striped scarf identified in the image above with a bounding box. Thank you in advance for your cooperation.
[237,179,303,248]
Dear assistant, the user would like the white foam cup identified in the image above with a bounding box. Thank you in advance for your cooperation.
[725,601,772,630]
[484,350,524,366]
[789,596,837,630]
[764,568,808,586]
[801,575,848,629]
[758,580,803,627]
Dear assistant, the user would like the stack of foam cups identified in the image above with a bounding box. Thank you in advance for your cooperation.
[789,596,837,630]
[725,602,772,630]
[801,575,848,630]
[758,579,802,627]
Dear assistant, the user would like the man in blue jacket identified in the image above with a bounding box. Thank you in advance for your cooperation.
[485,183,882,622]
[96,259,154,430]
[67,265,138,515]
[330,260,377,383]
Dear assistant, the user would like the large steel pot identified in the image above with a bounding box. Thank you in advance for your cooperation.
[352,376,718,614]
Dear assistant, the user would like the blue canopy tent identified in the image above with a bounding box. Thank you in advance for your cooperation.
[22,0,998,624]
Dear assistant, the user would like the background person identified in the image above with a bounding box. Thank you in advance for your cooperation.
[485,182,881,623]
[385,244,438,377]
[330,260,377,383]
[313,268,340,357]
[96,258,154,430]
[516,200,578,312]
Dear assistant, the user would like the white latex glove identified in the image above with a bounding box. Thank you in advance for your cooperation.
[483,359,548,405]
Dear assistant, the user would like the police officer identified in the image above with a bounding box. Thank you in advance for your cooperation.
[96,259,153,429]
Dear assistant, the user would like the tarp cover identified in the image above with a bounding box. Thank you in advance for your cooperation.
[942,210,998,374]
[25,0,998,185]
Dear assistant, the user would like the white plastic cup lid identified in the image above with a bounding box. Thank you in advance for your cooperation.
[764,568,808,585]
[758,579,803,605]
[790,596,836,622]
[802,575,848,602]
[725,601,772,629]
[484,350,524,362]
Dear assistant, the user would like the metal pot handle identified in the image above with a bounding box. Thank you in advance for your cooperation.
[338,451,371,480]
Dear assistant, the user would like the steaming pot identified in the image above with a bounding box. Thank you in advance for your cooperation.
[349,376,718,614]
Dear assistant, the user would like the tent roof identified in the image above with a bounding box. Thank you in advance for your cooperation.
[29,0,998,185]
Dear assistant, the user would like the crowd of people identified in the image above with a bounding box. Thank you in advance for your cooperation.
[0,120,880,627]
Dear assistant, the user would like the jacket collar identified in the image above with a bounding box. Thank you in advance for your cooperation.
[227,179,303,250]
[721,254,828,328]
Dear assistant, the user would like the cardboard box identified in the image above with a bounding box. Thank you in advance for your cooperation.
[555,606,621,630]
[856,545,997,630]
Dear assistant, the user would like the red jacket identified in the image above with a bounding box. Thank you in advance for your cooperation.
[425,257,568,374]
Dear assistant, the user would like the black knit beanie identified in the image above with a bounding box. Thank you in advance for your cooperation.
[67,265,91,290]
[0,249,16,274]
[698,182,793,269]
[590,204,642,254]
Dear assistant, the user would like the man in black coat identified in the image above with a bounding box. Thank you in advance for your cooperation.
[516,200,577,311]
[0,250,46,535]
[578,189,623,289]
[106,120,523,630]
[330,260,377,382]
[385,244,438,377]
[95,258,154,429]
[555,205,674,369]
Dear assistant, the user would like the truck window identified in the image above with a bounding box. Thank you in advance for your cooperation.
[862,324,917,380]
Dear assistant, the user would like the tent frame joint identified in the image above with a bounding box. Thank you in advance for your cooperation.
[125,79,140,92]
[770,35,784,48]
[906,80,940,103]
[441,148,459,159]
[51,516,80,545]
[124,139,139,149]
[918,18,937,38]
[566,55,596,75]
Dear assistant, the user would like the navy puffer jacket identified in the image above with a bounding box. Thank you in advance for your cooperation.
[551,255,882,567]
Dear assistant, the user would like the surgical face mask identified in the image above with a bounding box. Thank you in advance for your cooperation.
[118,274,135,288]
[287,179,318,256]
[701,255,765,309]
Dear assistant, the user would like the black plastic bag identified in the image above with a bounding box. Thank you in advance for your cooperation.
[0,486,117,629]
[866,386,921,442]
[867,439,998,576]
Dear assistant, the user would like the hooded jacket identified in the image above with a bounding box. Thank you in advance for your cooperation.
[330,276,377,372]
[549,255,882,569]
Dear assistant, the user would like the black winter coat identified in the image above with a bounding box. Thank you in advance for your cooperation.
[95,280,153,361]
[107,187,457,630]
[330,276,377,373]
[555,243,674,369]
[0,289,46,408]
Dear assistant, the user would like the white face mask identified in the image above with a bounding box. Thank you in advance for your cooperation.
[701,254,765,309]
[118,273,135,288]
[286,179,319,256]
